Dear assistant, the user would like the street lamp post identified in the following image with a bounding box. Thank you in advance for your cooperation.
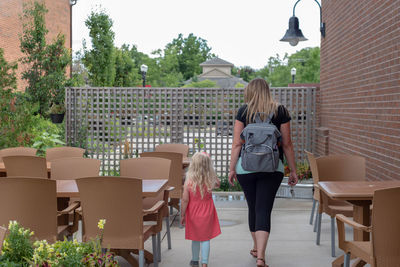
[140,64,148,87]
[291,67,297,84]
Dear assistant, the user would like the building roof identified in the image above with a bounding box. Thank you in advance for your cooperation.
[200,57,234,67]
[184,76,248,88]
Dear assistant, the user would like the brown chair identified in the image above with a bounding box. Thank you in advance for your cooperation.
[3,155,48,178]
[50,157,101,236]
[305,150,320,229]
[155,143,189,157]
[0,177,71,241]
[337,187,400,267]
[0,147,37,163]
[140,151,183,248]
[315,154,366,257]
[50,158,100,180]
[120,157,172,258]
[0,226,6,250]
[76,176,164,267]
[45,146,85,162]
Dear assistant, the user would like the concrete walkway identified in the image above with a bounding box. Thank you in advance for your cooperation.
[122,196,365,267]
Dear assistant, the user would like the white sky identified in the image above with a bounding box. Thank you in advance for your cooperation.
[72,0,321,69]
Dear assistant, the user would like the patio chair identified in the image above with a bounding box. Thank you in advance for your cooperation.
[0,147,37,163]
[140,151,184,248]
[50,157,101,235]
[45,146,85,162]
[0,177,79,241]
[304,150,320,228]
[315,154,366,257]
[155,143,189,157]
[0,226,6,250]
[76,176,164,267]
[2,155,48,178]
[50,157,100,180]
[120,157,172,260]
[337,186,400,267]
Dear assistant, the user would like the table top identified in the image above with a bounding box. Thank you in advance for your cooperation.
[57,179,168,198]
[318,181,400,201]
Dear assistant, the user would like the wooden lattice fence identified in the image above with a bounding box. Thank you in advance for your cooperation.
[66,87,316,176]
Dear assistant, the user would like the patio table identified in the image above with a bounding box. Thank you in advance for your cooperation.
[318,180,400,267]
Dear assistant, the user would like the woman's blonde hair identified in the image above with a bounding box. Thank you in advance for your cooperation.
[186,151,218,199]
[244,78,278,123]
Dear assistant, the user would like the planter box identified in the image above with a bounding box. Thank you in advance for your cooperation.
[276,177,313,199]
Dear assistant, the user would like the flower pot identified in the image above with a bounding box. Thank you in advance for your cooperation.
[50,113,65,124]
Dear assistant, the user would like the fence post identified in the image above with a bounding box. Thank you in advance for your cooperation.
[170,88,184,143]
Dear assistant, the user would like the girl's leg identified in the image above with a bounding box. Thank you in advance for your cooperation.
[200,240,210,266]
[191,241,200,263]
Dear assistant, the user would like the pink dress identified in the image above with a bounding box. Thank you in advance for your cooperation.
[185,185,221,241]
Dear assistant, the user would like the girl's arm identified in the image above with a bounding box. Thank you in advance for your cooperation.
[281,122,298,185]
[180,182,190,225]
[214,177,221,189]
[229,120,245,186]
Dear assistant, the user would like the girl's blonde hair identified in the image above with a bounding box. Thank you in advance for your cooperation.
[186,152,218,199]
[244,78,278,123]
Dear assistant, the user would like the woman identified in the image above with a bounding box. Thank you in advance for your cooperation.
[228,78,298,267]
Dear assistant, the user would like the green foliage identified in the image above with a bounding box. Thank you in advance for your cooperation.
[237,66,256,82]
[0,221,34,266]
[49,103,66,114]
[32,131,65,157]
[234,82,245,88]
[183,79,218,88]
[0,48,17,90]
[214,176,242,192]
[20,1,70,115]
[164,33,214,80]
[83,9,116,86]
[114,45,140,87]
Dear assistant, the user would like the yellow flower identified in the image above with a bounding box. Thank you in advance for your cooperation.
[97,219,106,230]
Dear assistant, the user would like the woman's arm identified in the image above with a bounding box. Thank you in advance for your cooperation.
[280,122,298,185]
[180,183,190,225]
[228,120,245,186]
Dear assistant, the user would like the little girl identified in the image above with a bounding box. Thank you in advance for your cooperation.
[180,151,221,267]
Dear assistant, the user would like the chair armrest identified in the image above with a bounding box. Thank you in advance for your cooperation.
[336,214,371,232]
[143,200,165,216]
[166,186,175,191]
[57,201,80,216]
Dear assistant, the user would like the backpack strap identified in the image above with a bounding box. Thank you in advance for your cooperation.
[254,112,275,123]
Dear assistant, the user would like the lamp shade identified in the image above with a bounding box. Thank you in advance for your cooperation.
[280,16,308,46]
[140,64,148,73]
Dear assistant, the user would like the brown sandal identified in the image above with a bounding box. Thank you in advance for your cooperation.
[250,249,257,258]
[256,258,269,267]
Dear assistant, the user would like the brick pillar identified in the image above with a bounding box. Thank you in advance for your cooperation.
[315,127,329,157]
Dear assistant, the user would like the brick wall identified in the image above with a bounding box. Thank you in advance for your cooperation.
[320,0,400,180]
[0,0,71,91]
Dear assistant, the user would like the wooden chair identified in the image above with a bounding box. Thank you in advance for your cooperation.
[315,154,366,257]
[155,143,189,157]
[45,146,85,162]
[120,157,172,259]
[305,150,320,229]
[50,157,101,235]
[0,226,6,250]
[337,187,400,267]
[0,177,78,241]
[3,155,48,178]
[0,147,37,163]
[50,157,100,180]
[140,151,183,248]
[76,176,164,267]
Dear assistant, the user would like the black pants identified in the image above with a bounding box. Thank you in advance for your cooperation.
[237,172,283,233]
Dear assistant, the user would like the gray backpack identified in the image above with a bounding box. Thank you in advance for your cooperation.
[240,113,281,172]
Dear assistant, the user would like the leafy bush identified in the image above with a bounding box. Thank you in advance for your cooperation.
[183,79,218,88]
[214,176,242,192]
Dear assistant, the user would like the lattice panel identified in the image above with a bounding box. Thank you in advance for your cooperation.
[66,87,316,176]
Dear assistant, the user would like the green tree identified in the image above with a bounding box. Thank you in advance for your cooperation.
[164,33,214,80]
[83,9,115,86]
[288,47,320,83]
[114,45,140,86]
[183,79,218,88]
[20,1,70,115]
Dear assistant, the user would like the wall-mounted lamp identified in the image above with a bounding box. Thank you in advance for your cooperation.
[280,0,325,46]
